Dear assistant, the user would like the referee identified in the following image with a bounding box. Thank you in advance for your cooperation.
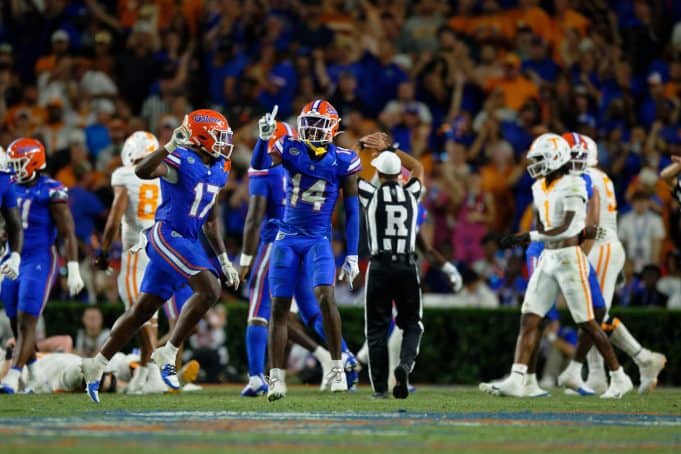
[358,150,423,399]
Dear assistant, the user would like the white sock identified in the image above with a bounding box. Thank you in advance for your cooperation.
[4,367,21,382]
[312,346,331,365]
[95,353,109,368]
[586,347,606,380]
[525,373,538,385]
[609,320,644,363]
[165,342,179,356]
[269,368,285,381]
[248,375,264,387]
[566,360,583,376]
[609,366,624,379]
[332,359,343,370]
[511,363,528,376]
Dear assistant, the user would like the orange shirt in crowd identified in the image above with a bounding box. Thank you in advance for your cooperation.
[485,75,539,111]
[480,164,515,232]
[118,0,175,30]
[552,8,590,55]
[35,55,57,74]
[467,13,516,41]
[510,6,553,43]
[4,104,47,133]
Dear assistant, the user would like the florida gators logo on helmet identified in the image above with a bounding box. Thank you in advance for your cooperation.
[181,109,234,159]
[7,137,46,183]
[561,132,588,174]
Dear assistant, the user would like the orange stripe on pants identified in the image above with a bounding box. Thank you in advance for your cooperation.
[576,249,593,320]
[599,244,611,290]
[124,251,134,306]
[131,251,140,301]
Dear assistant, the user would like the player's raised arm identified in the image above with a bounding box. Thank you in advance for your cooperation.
[252,105,282,169]
[202,204,239,290]
[415,230,463,292]
[49,198,84,296]
[660,155,681,187]
[135,123,188,181]
[95,185,128,270]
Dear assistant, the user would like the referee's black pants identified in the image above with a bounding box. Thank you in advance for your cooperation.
[364,257,423,393]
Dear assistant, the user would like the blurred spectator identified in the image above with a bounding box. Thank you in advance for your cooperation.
[75,307,110,357]
[472,233,506,290]
[484,53,539,112]
[116,23,159,113]
[451,172,495,264]
[631,264,668,307]
[497,254,528,306]
[619,192,665,272]
[658,252,681,308]
[37,98,72,156]
[451,266,499,308]
[187,306,228,383]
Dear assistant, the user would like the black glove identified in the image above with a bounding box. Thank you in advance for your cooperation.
[94,249,110,271]
[499,232,530,249]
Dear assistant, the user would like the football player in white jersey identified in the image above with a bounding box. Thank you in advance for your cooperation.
[480,133,632,398]
[578,135,666,394]
[94,131,167,394]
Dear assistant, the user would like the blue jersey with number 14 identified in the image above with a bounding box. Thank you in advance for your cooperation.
[271,136,360,237]
[157,146,229,239]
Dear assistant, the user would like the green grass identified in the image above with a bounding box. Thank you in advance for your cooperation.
[1,386,681,453]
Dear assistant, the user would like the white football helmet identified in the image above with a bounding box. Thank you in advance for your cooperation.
[582,134,598,167]
[526,133,571,179]
[121,131,159,167]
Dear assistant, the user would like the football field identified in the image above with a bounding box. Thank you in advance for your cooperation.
[1,386,680,453]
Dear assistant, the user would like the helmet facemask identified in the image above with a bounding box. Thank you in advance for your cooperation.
[569,149,587,174]
[298,113,337,145]
[210,127,234,159]
[527,155,547,179]
[9,156,33,182]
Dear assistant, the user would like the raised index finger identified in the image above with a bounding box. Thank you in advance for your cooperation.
[271,105,279,119]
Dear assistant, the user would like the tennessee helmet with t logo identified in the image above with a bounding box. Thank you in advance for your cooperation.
[297,99,340,155]
[526,133,570,179]
[7,137,46,183]
[122,131,159,167]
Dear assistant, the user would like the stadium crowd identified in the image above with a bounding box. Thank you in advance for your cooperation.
[1,0,681,310]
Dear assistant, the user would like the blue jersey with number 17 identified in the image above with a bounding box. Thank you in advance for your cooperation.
[157,146,229,239]
[270,136,360,237]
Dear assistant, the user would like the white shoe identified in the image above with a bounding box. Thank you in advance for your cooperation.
[584,373,608,395]
[142,364,168,394]
[267,369,287,402]
[487,375,525,397]
[523,374,549,397]
[539,375,555,389]
[182,383,202,392]
[601,369,633,399]
[558,368,594,396]
[126,365,149,394]
[324,367,347,393]
[150,347,180,390]
[81,357,105,403]
[638,352,666,394]
[0,368,20,394]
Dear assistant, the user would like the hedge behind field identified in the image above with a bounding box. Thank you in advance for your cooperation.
[39,302,681,386]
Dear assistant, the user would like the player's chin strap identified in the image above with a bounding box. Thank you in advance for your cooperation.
[303,140,328,156]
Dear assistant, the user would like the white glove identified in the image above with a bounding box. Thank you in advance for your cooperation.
[258,105,278,140]
[67,261,85,296]
[0,252,20,280]
[218,253,240,290]
[338,255,360,290]
[442,262,463,292]
[165,121,191,153]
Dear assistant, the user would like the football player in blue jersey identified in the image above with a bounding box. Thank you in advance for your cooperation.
[81,109,240,403]
[0,146,23,282]
[0,138,83,394]
[239,121,358,397]
[251,100,361,400]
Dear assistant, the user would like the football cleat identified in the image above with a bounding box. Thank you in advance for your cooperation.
[319,359,334,392]
[488,375,525,397]
[558,368,594,396]
[327,367,347,393]
[126,364,148,394]
[392,366,409,399]
[81,358,104,403]
[638,352,667,394]
[151,347,181,390]
[584,374,608,395]
[0,383,16,394]
[601,370,633,399]
[142,364,168,394]
[267,374,287,402]
[241,375,268,397]
[523,374,550,397]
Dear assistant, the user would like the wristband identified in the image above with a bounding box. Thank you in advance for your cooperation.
[239,254,253,267]
[529,230,541,242]
[441,262,456,275]
[67,261,80,275]
[217,253,231,268]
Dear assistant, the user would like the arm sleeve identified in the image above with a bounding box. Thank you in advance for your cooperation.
[48,183,69,203]
[344,195,360,256]
[251,138,272,170]
[357,178,376,208]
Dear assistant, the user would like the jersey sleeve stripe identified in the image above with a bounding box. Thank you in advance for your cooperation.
[248,168,270,176]
[270,140,283,156]
[347,158,361,174]
[164,155,181,168]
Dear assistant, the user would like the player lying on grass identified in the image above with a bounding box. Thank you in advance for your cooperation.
[81,110,239,403]
[240,120,358,397]
[479,133,632,399]
[250,101,361,401]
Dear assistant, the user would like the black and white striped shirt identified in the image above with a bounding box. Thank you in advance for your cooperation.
[358,177,422,256]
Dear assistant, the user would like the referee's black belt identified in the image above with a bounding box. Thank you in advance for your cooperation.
[370,252,417,265]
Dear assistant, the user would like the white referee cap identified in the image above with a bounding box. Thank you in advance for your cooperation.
[371,151,402,175]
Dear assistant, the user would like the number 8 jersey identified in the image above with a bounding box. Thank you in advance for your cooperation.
[271,136,360,237]
[111,166,161,250]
